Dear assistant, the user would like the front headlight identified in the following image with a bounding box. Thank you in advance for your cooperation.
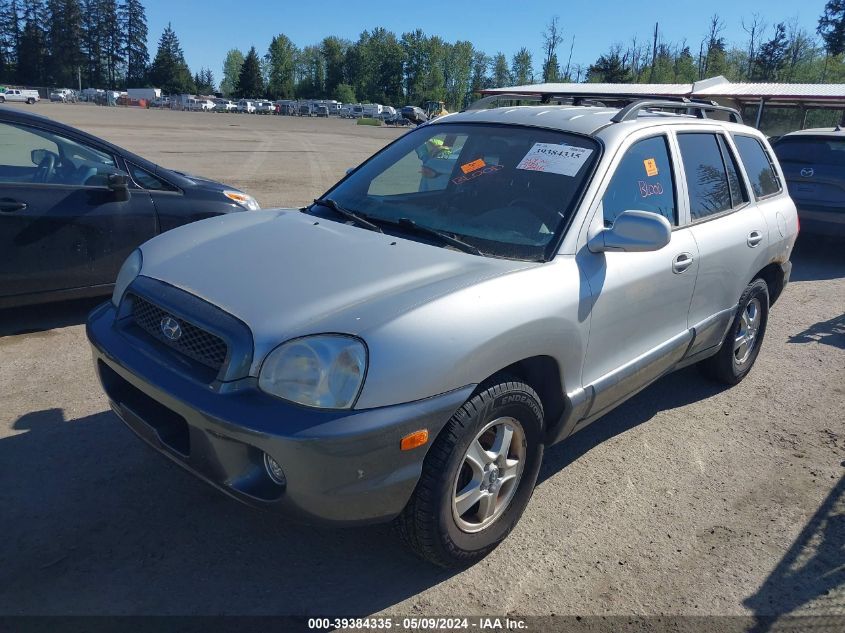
[224,190,260,211]
[111,249,142,306]
[258,335,367,409]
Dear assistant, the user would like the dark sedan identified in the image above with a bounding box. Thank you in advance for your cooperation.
[0,108,260,309]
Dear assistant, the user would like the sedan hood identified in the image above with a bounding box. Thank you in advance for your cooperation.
[138,210,534,362]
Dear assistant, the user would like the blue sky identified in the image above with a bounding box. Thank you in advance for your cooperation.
[144,0,824,84]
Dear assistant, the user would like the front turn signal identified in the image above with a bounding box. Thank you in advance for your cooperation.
[400,429,429,451]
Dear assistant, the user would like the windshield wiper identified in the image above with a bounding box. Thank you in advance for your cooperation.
[311,198,383,233]
[395,218,484,256]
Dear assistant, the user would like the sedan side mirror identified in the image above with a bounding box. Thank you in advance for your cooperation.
[588,210,671,253]
[107,172,131,202]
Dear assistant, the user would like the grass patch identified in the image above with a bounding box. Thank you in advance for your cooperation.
[356,117,382,126]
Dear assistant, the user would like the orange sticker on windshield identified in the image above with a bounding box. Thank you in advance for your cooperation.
[461,158,486,174]
[644,158,658,177]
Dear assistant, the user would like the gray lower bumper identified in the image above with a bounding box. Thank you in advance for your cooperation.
[87,302,473,526]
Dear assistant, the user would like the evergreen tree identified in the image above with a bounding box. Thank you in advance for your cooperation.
[16,0,47,84]
[0,0,20,81]
[99,0,120,87]
[321,36,346,100]
[754,23,789,80]
[219,48,243,96]
[193,66,214,93]
[148,23,193,94]
[334,81,355,103]
[818,0,845,56]
[587,46,632,83]
[45,0,83,87]
[265,35,295,99]
[492,52,510,87]
[510,47,533,85]
[80,0,103,86]
[119,0,147,87]
[235,45,263,98]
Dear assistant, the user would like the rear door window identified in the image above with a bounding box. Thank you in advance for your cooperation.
[733,135,781,198]
[601,135,676,227]
[677,133,733,220]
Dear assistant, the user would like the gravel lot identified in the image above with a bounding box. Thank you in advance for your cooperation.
[0,103,843,619]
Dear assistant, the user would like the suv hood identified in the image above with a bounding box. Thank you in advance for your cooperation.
[138,210,534,361]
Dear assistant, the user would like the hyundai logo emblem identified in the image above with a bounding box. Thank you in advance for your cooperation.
[800,167,814,178]
[160,316,182,341]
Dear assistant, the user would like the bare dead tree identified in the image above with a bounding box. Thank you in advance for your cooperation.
[541,16,563,82]
[742,13,767,79]
[649,22,659,82]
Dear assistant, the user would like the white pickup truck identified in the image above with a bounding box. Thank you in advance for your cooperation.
[0,88,40,104]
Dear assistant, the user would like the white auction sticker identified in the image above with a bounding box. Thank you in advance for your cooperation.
[516,143,593,176]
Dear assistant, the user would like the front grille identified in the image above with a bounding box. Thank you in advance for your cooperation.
[130,295,228,371]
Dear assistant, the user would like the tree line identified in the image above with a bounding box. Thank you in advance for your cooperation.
[1,0,844,110]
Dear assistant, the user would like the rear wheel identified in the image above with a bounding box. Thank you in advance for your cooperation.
[699,278,769,384]
[395,379,544,567]
[26,98,34,104]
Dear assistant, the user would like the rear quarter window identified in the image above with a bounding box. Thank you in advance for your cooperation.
[733,135,781,198]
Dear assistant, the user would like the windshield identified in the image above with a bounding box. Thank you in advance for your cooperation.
[773,137,845,166]
[314,123,599,260]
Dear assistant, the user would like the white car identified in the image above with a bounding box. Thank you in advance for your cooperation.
[187,98,214,112]
[214,99,238,112]
[237,99,256,114]
[255,101,275,114]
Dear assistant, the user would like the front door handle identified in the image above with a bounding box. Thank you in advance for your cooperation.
[0,198,27,212]
[672,252,694,274]
[747,230,763,247]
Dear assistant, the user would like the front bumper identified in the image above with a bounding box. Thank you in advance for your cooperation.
[87,302,473,526]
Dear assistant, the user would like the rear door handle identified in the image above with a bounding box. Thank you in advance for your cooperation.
[747,230,763,247]
[0,198,27,212]
[672,252,694,274]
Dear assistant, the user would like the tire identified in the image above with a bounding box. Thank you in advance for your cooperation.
[0,96,5,103]
[26,98,34,104]
[698,278,769,385]
[395,378,544,568]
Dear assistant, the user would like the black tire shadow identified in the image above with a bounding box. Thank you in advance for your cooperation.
[0,297,105,337]
[0,408,456,615]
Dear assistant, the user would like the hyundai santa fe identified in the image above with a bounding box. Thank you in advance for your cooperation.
[87,99,798,567]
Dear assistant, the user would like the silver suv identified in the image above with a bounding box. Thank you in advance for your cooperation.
[87,100,798,567]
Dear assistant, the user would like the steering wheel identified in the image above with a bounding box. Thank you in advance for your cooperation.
[34,152,56,183]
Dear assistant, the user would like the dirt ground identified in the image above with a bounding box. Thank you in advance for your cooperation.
[0,103,843,620]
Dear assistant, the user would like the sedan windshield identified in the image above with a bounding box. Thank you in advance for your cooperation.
[313,123,599,260]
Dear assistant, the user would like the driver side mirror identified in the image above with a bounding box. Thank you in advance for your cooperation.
[107,172,131,202]
[588,210,671,253]
[31,149,49,166]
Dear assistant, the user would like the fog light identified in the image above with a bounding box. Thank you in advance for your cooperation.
[263,453,286,485]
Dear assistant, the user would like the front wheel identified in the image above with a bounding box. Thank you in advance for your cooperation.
[0,96,6,103]
[699,278,769,385]
[395,379,544,567]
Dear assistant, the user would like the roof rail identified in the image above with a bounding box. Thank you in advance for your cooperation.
[611,99,743,124]
[466,93,544,110]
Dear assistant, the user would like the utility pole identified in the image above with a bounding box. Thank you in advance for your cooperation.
[649,23,658,82]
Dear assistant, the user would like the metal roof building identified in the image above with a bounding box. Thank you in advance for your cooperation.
[480,76,845,131]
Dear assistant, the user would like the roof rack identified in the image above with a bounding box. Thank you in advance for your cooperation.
[611,99,743,124]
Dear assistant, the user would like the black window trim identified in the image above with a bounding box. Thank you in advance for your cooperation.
[715,133,750,213]
[732,133,783,202]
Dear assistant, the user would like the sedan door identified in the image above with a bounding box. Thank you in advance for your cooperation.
[0,119,156,302]
[577,132,699,420]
